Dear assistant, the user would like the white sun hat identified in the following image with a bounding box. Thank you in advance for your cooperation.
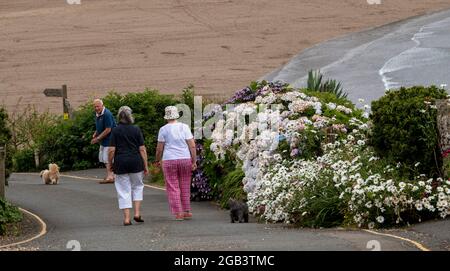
[164,106,180,120]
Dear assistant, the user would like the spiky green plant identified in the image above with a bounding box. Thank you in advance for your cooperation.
[307,70,348,99]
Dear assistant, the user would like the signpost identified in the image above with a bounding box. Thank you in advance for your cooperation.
[43,84,71,120]
[0,146,5,199]
[43,88,64,97]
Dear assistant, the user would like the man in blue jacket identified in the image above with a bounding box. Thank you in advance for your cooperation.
[91,99,116,184]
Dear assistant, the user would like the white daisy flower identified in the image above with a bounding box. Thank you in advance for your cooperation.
[376,216,385,224]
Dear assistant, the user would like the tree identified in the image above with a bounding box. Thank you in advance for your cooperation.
[0,107,12,180]
[7,105,56,168]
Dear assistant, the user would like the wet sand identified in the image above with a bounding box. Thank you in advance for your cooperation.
[1,0,450,113]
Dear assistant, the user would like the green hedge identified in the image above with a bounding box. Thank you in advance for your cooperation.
[34,89,185,171]
[37,104,101,171]
[12,149,36,172]
[370,86,447,177]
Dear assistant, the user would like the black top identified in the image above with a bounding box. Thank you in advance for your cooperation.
[109,124,145,175]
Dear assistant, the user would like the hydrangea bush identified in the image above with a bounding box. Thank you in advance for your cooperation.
[208,82,365,193]
[205,81,450,228]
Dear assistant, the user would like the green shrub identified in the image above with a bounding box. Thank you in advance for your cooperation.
[201,140,237,200]
[289,171,345,228]
[0,198,23,236]
[72,160,93,171]
[12,149,36,172]
[38,105,100,171]
[370,86,447,177]
[219,168,246,208]
[199,143,245,206]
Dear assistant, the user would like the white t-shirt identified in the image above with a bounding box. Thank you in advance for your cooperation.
[157,122,193,161]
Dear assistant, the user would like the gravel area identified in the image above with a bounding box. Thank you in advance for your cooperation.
[0,210,42,251]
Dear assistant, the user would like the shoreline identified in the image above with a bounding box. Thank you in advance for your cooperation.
[264,7,450,104]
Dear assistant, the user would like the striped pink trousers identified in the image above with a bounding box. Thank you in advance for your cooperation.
[162,159,192,215]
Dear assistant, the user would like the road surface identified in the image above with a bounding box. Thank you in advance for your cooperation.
[4,169,433,251]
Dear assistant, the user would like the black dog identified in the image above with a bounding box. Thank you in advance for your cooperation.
[228,199,249,223]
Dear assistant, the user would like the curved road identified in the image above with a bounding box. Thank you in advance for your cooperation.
[3,169,427,251]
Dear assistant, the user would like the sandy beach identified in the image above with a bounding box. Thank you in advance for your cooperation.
[1,0,450,114]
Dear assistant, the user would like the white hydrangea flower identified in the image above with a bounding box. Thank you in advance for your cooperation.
[326,103,337,110]
[280,91,302,102]
[336,105,353,115]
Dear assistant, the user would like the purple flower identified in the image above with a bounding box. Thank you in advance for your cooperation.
[225,81,289,105]
[191,141,213,200]
[224,87,256,104]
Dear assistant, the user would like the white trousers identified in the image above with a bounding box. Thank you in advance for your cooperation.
[114,172,144,209]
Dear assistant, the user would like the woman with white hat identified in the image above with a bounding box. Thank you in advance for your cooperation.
[155,106,197,221]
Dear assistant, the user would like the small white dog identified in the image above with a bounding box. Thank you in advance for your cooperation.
[40,163,60,185]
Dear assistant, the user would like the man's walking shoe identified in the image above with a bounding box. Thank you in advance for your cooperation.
[99,178,114,184]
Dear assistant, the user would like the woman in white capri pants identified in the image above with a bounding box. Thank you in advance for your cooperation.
[108,106,149,226]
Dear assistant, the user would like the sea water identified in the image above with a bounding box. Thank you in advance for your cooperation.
[379,17,450,90]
